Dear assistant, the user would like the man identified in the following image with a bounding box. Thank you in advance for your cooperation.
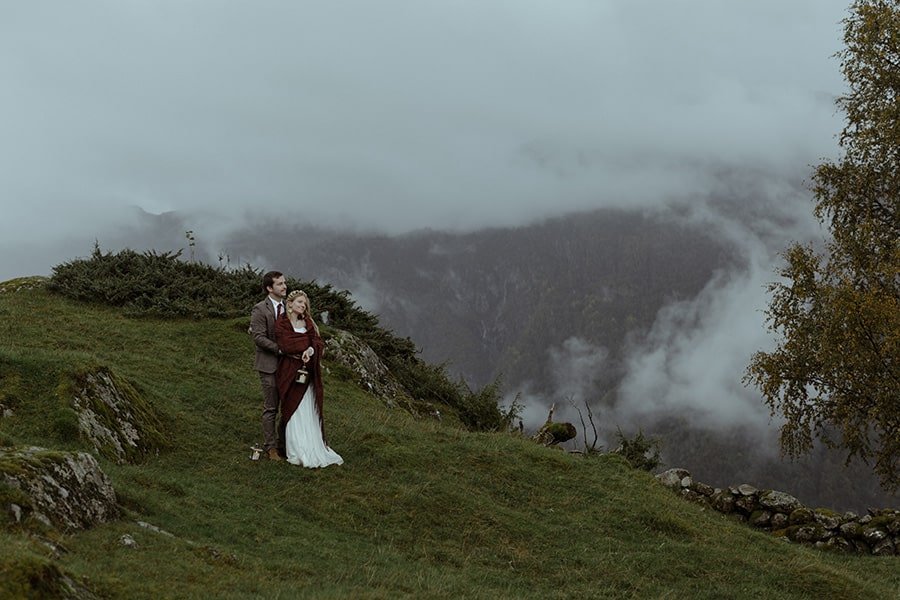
[250,271,287,461]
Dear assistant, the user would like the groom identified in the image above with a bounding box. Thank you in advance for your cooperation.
[250,271,287,461]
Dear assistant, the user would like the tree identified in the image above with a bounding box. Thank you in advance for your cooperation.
[746,0,900,490]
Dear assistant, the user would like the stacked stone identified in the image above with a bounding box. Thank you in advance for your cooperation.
[655,468,900,556]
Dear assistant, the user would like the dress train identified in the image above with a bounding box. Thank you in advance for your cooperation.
[285,385,343,468]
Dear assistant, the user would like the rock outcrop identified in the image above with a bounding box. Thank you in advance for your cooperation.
[0,446,118,531]
[0,276,47,294]
[324,329,413,408]
[69,367,167,464]
[656,467,900,555]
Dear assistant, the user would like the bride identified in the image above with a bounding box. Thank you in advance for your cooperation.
[274,290,343,468]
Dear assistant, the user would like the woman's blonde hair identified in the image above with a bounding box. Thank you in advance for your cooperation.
[286,290,318,333]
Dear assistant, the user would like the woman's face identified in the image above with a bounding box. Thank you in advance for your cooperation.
[289,296,308,317]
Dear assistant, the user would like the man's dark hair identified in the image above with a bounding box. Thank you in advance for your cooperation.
[262,271,283,294]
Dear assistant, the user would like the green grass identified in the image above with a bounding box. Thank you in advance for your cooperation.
[1,283,899,599]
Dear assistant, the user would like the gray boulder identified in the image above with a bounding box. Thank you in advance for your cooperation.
[680,489,709,506]
[863,527,888,546]
[790,507,815,525]
[825,536,853,553]
[788,524,826,544]
[771,513,789,530]
[655,468,691,489]
[711,490,736,513]
[758,490,802,514]
[689,481,715,497]
[735,494,758,515]
[813,510,842,530]
[324,329,414,409]
[532,422,577,446]
[749,510,772,528]
[840,521,862,539]
[872,538,896,556]
[70,368,166,464]
[0,446,117,531]
[736,484,758,496]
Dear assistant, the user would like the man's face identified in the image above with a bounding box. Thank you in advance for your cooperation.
[267,276,287,300]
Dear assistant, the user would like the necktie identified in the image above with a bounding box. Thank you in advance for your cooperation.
[276,303,283,319]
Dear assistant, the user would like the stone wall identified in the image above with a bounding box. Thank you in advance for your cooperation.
[656,468,900,555]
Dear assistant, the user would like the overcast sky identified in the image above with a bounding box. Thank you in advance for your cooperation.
[0,0,851,280]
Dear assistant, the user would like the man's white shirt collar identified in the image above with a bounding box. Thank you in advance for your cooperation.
[270,297,283,313]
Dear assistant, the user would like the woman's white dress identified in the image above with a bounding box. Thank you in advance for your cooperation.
[285,325,343,468]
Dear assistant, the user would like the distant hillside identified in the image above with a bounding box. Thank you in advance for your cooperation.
[225,208,735,389]
[1,276,898,598]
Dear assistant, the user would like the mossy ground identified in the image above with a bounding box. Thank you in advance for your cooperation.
[65,365,170,462]
[0,283,898,598]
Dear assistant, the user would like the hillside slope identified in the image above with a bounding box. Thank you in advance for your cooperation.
[0,281,898,599]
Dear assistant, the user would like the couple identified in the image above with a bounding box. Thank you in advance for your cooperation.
[250,271,343,468]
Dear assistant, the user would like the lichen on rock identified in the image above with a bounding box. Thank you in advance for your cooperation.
[0,276,48,295]
[655,468,691,489]
[66,367,167,464]
[323,329,414,408]
[0,446,117,532]
[758,490,802,514]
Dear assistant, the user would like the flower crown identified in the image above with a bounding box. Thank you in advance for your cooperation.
[286,290,307,303]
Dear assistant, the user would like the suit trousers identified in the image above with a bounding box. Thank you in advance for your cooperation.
[259,372,284,451]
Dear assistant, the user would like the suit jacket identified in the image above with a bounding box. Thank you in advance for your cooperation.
[250,297,283,373]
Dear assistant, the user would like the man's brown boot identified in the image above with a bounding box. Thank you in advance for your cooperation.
[267,448,283,462]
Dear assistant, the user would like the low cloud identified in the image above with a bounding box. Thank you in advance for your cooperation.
[511,337,610,436]
[505,166,823,447]
[548,338,610,406]
[0,0,849,280]
[616,261,777,431]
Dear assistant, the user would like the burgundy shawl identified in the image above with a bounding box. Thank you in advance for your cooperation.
[274,315,327,441]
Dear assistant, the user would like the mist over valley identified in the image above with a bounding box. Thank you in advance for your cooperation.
[111,197,898,513]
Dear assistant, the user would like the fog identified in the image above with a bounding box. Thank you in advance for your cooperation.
[5,1,890,506]
[506,168,827,452]
[1,0,848,280]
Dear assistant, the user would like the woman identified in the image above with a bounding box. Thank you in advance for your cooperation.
[274,290,343,468]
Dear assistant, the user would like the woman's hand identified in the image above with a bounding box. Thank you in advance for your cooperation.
[302,347,314,363]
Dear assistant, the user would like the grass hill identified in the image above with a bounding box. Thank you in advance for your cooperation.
[1,278,898,599]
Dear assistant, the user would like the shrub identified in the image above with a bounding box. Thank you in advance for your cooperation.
[386,359,519,431]
[613,427,662,471]
[48,245,259,319]
[455,377,520,432]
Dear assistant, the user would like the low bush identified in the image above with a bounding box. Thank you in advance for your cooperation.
[48,246,512,431]
[614,427,662,471]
